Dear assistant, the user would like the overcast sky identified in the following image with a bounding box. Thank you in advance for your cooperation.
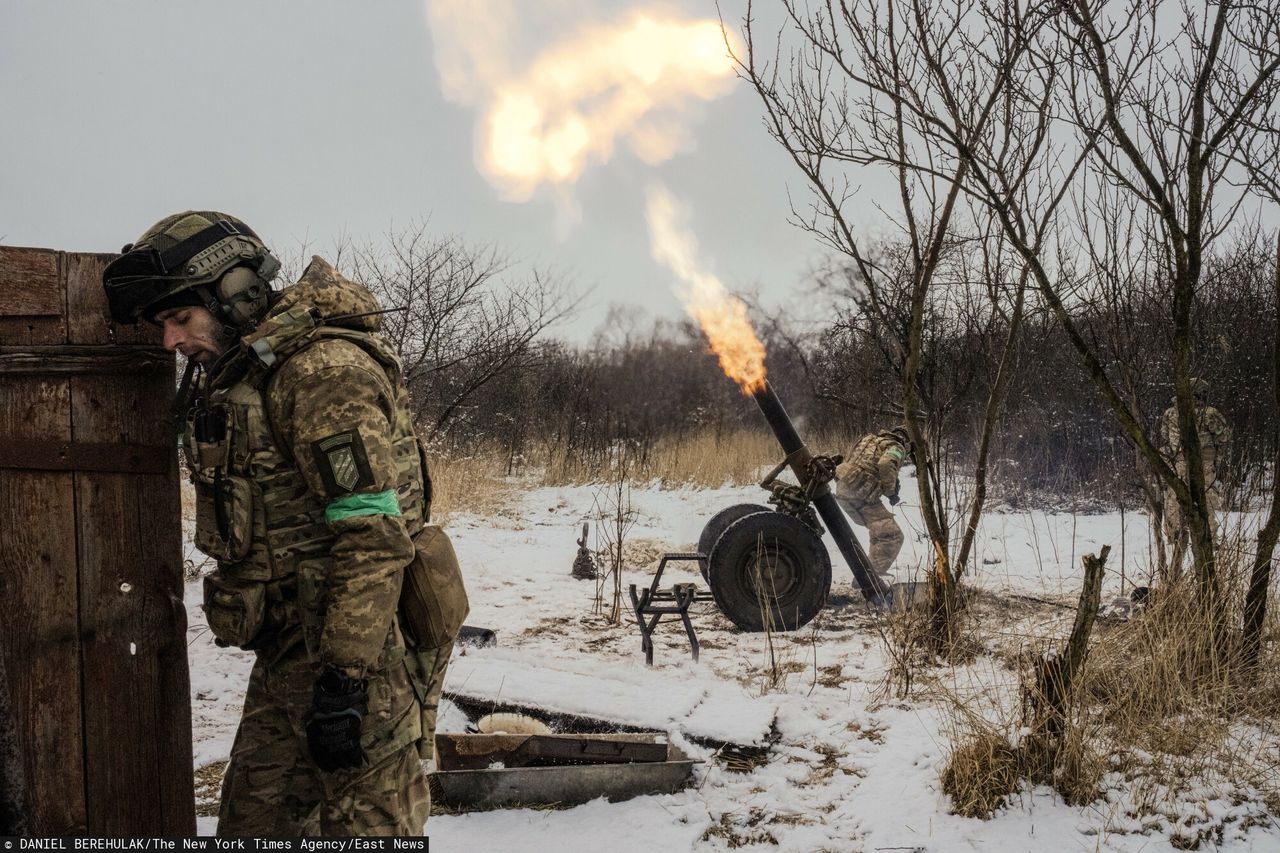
[8,2,1274,345]
[1,0,847,341]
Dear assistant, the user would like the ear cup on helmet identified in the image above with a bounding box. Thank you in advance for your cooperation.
[216,266,270,327]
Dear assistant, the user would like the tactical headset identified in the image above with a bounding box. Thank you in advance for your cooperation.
[103,213,281,330]
[213,264,276,329]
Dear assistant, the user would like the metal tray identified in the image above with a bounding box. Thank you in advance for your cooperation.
[431,733,695,810]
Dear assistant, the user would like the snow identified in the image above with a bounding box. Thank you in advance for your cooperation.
[184,476,1280,850]
[447,648,777,744]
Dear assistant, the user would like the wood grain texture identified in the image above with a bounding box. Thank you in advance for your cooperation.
[67,251,160,347]
[0,247,61,317]
[0,247,193,834]
[71,313,193,835]
[0,345,170,376]
[0,370,86,832]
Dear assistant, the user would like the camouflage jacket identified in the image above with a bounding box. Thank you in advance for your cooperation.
[836,432,908,502]
[1159,402,1231,473]
[185,257,430,673]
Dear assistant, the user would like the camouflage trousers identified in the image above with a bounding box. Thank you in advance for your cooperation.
[405,641,453,763]
[1163,468,1222,574]
[217,638,452,836]
[835,496,903,585]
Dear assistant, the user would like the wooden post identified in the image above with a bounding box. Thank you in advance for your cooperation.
[1024,545,1108,780]
[0,246,195,834]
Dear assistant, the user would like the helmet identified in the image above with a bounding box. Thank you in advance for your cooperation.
[882,422,912,449]
[102,211,280,327]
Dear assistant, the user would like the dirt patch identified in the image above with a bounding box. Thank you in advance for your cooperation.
[193,761,226,818]
[700,808,780,847]
[798,743,843,787]
[817,665,845,688]
[846,721,884,744]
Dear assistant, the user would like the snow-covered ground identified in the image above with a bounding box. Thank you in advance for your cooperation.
[184,473,1279,851]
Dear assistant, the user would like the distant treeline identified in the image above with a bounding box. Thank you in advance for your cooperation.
[354,224,1276,504]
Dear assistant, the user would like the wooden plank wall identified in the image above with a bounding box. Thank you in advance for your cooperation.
[0,246,195,835]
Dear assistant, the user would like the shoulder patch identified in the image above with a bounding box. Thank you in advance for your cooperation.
[312,431,376,494]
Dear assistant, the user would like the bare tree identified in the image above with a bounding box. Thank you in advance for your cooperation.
[736,0,1049,650]
[1244,232,1280,667]
[344,221,576,437]
[749,0,1279,640]
[953,0,1279,623]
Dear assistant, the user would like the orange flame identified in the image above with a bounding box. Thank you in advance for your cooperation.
[646,185,766,395]
[425,2,740,201]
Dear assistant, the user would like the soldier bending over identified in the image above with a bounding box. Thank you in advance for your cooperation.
[835,425,913,590]
[103,211,467,836]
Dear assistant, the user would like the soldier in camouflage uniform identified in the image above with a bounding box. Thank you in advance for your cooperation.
[1159,378,1232,570]
[835,426,912,587]
[103,212,466,836]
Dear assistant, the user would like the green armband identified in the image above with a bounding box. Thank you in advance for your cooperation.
[325,490,402,523]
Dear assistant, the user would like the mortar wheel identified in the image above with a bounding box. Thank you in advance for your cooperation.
[697,503,770,581]
[707,511,831,632]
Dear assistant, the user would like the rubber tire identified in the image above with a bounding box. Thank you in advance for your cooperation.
[707,511,831,632]
[696,503,771,581]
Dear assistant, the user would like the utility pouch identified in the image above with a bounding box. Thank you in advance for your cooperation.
[400,525,469,650]
[194,475,256,565]
[192,405,229,469]
[202,572,267,648]
[860,477,881,502]
[837,468,876,503]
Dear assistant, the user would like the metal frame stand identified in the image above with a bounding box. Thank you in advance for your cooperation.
[628,552,714,665]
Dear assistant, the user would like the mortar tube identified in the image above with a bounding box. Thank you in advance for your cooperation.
[750,381,891,603]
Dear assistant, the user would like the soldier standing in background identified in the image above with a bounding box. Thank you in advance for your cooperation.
[103,211,468,836]
[1160,378,1232,574]
[835,425,913,589]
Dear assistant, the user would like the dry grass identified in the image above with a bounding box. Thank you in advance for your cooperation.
[700,807,781,847]
[938,667,1104,818]
[424,448,514,521]
[1084,584,1238,739]
[540,428,853,489]
[873,595,936,700]
[639,430,790,488]
[1077,572,1280,824]
[936,548,1280,829]
[941,726,1021,818]
[542,430,788,488]
[424,428,792,522]
[423,428,863,527]
[193,761,226,818]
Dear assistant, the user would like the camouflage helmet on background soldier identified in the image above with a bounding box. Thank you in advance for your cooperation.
[102,210,280,329]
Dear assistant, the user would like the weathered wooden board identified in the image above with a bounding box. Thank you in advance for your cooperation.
[0,247,64,346]
[0,374,85,833]
[0,247,60,317]
[0,246,194,834]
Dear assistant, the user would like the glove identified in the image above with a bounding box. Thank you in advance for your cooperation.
[888,492,901,507]
[306,668,368,772]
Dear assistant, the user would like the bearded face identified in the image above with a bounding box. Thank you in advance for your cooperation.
[153,305,238,365]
